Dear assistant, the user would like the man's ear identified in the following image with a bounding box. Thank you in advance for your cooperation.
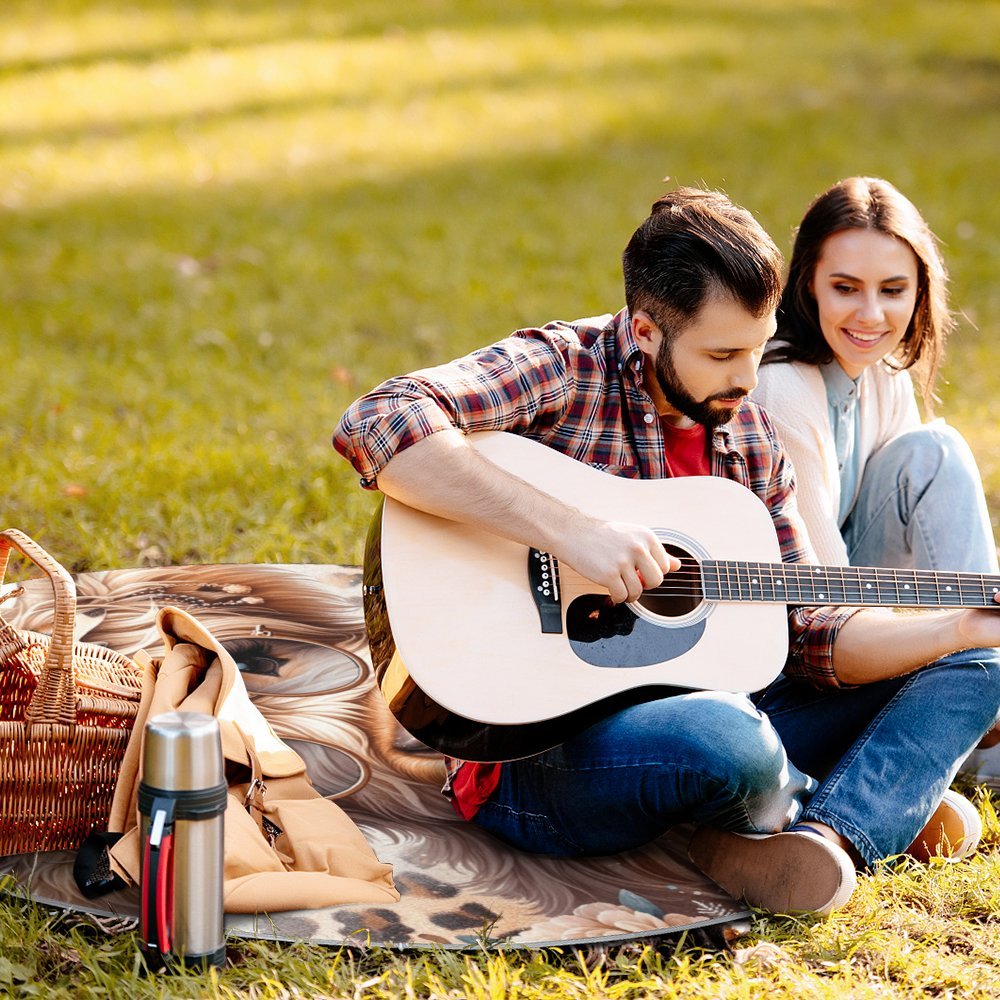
[631,310,662,357]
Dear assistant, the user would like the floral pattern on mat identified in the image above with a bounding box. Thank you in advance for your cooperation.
[0,563,748,948]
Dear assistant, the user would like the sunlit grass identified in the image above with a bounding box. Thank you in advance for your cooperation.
[0,14,739,206]
[5,814,1000,998]
[3,2,1000,994]
[3,1,999,567]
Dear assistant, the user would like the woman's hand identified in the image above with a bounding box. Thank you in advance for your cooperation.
[952,591,1000,650]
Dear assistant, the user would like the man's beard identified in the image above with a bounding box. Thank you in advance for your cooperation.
[654,339,748,429]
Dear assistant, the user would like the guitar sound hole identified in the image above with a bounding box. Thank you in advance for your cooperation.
[636,543,703,618]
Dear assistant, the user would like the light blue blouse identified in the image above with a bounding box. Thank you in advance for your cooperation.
[820,360,864,526]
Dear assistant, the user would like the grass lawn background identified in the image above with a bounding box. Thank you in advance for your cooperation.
[3,1,1000,996]
[3,0,999,572]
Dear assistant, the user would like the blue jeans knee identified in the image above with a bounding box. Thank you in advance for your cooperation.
[845,422,998,572]
[473,691,815,856]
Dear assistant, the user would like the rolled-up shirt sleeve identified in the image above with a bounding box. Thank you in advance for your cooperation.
[333,331,573,488]
[785,605,858,688]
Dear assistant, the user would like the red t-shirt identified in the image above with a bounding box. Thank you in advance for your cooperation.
[447,421,710,820]
[659,419,710,478]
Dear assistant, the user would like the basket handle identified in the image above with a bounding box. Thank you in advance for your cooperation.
[0,528,78,728]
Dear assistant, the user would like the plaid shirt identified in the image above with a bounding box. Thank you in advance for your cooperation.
[335,309,859,817]
[335,307,857,686]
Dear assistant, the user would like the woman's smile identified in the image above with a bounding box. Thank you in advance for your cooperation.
[812,229,919,379]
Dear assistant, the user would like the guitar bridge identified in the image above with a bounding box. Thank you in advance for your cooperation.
[528,549,563,633]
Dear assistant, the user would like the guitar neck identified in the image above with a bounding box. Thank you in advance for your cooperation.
[701,561,1000,609]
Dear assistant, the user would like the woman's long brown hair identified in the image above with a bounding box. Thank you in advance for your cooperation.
[764,176,953,411]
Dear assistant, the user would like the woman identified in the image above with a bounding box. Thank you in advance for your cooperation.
[753,176,1000,856]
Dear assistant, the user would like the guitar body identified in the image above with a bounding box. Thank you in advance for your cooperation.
[363,432,789,761]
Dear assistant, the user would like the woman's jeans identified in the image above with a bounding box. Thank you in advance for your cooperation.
[474,427,1000,867]
[841,422,998,574]
[841,422,1000,782]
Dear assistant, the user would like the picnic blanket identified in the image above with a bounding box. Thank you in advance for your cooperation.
[0,562,748,949]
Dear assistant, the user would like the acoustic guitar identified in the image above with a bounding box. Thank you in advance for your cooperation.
[362,431,1000,762]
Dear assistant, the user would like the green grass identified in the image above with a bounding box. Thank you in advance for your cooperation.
[3,0,1000,995]
[4,794,1000,997]
[4,0,1000,571]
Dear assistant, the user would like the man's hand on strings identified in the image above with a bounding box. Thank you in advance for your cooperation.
[555,517,681,604]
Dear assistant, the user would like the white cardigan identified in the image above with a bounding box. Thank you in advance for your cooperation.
[752,359,921,566]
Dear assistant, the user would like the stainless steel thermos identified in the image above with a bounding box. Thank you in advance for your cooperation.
[138,711,227,970]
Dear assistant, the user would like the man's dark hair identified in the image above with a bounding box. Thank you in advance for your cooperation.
[622,187,783,340]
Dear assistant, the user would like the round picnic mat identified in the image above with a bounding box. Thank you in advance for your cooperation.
[0,563,749,950]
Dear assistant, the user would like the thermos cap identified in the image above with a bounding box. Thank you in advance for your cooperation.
[142,711,225,791]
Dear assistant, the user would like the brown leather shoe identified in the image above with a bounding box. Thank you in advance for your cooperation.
[688,828,857,915]
[907,789,982,862]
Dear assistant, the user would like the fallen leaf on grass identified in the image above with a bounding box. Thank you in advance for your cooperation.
[732,942,794,968]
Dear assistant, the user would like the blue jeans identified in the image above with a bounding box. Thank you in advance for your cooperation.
[756,647,1000,865]
[842,423,999,574]
[473,691,815,856]
[474,649,1000,867]
[840,423,1000,783]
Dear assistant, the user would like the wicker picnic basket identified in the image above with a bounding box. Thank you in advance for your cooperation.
[0,528,145,855]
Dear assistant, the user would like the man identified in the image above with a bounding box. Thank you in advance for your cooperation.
[333,188,1000,915]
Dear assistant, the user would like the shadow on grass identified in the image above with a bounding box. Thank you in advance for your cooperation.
[1,0,816,78]
[3,0,1000,566]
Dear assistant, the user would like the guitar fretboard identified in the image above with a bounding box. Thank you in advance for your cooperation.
[701,561,1000,609]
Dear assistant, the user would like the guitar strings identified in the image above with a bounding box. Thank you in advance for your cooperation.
[557,563,1000,605]
[643,572,1000,596]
